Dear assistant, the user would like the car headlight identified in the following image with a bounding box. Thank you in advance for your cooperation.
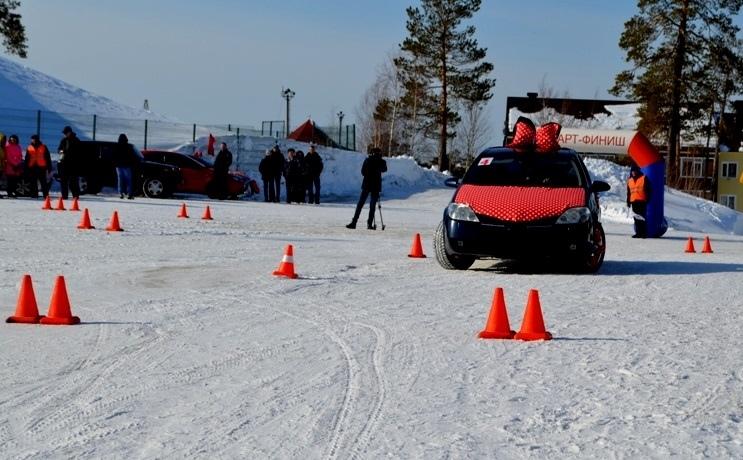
[447,203,480,222]
[556,207,591,224]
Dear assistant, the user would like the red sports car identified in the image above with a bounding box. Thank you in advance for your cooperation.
[142,150,257,199]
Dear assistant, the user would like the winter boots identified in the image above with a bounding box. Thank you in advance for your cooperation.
[345,221,376,230]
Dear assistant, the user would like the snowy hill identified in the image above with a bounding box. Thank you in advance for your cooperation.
[0,56,165,120]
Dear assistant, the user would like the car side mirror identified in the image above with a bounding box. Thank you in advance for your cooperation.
[590,180,610,193]
[444,177,460,188]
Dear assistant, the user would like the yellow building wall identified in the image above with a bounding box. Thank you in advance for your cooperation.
[717,152,743,211]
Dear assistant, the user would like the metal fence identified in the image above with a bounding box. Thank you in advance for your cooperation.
[0,107,355,151]
[322,124,356,151]
[0,107,265,151]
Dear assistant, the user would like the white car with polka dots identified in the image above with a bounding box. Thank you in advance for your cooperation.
[434,147,611,272]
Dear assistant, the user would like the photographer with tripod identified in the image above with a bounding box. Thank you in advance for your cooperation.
[346,147,387,230]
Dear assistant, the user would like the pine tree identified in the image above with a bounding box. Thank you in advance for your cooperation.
[395,0,494,171]
[611,0,743,184]
[0,1,26,58]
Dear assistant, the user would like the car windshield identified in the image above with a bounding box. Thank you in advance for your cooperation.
[462,152,584,187]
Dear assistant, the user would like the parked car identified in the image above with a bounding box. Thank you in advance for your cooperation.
[434,147,611,273]
[141,150,255,199]
[12,141,182,198]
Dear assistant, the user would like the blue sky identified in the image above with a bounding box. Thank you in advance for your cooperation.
[12,1,654,144]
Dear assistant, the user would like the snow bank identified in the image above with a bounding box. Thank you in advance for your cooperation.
[176,135,449,201]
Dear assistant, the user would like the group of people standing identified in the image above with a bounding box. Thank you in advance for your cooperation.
[0,131,54,198]
[0,126,82,199]
[259,144,324,204]
[0,126,88,200]
[0,126,141,201]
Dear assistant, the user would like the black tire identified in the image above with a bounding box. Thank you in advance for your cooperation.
[576,223,606,273]
[142,177,167,198]
[434,221,475,270]
[14,177,34,197]
[80,177,102,195]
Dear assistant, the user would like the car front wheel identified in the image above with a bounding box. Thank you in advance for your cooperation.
[142,177,167,198]
[434,221,475,270]
[576,223,606,273]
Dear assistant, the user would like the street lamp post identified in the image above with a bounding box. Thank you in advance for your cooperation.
[281,88,296,138]
[337,110,344,146]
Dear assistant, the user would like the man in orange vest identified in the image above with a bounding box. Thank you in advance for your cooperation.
[626,164,652,238]
[25,134,52,198]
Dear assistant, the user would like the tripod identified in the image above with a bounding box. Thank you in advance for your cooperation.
[375,197,385,231]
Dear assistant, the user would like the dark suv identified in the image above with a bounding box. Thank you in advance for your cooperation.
[434,147,611,273]
[61,141,182,198]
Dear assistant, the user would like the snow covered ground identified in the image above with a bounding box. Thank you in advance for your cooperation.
[1,159,742,457]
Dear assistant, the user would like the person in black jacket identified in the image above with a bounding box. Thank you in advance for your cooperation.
[346,147,387,229]
[269,145,285,203]
[210,142,233,200]
[57,126,82,200]
[304,144,324,204]
[113,133,139,199]
[285,149,306,203]
[258,149,274,202]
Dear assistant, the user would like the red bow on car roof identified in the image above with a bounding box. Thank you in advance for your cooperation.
[508,117,561,153]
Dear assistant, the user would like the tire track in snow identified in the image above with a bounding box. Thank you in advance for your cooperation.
[0,323,110,414]
[24,325,166,436]
[348,321,388,460]
[247,289,362,460]
[681,382,724,422]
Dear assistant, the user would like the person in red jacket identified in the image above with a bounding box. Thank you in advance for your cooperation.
[626,164,652,238]
[4,134,24,198]
[25,134,52,198]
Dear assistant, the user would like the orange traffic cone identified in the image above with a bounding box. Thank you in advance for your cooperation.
[70,197,80,211]
[40,276,80,325]
[77,208,95,229]
[6,274,42,324]
[273,244,299,279]
[684,237,696,253]
[177,203,189,218]
[478,287,515,339]
[105,210,123,231]
[514,289,552,341]
[55,196,66,211]
[201,205,213,220]
[701,236,713,254]
[42,196,52,210]
[408,233,427,258]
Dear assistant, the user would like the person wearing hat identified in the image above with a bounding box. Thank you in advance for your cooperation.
[304,144,324,204]
[259,149,274,202]
[346,147,387,229]
[113,133,139,199]
[269,145,286,203]
[57,126,82,200]
[4,134,24,197]
[627,163,652,238]
[25,134,52,198]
